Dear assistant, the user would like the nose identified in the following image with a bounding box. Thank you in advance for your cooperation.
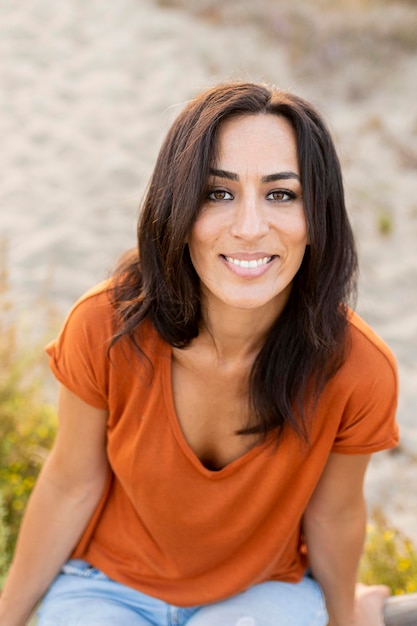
[230,197,269,240]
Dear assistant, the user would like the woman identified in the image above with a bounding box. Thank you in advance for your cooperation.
[0,82,398,626]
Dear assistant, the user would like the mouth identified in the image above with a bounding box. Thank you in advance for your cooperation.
[222,255,274,269]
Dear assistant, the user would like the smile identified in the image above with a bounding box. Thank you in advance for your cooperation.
[223,256,273,269]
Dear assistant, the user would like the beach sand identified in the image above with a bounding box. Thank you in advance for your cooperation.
[1,0,416,541]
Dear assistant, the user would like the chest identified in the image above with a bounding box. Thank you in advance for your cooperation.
[171,351,260,471]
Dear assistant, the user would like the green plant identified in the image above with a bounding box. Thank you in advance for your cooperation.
[377,210,394,235]
[0,242,57,582]
[0,492,10,582]
[360,509,417,595]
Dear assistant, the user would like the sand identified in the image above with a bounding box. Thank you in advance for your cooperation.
[1,0,416,541]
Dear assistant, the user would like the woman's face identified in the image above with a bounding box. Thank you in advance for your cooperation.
[188,113,309,319]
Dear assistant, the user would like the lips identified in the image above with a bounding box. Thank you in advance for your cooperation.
[223,255,273,269]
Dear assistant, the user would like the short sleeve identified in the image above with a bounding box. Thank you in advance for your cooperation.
[45,282,114,409]
[331,318,399,454]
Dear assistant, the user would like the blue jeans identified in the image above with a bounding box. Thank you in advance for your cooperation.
[37,559,328,626]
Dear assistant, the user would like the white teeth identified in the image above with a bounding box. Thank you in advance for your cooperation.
[225,256,271,268]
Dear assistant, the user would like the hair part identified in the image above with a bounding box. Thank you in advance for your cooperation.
[111,81,358,442]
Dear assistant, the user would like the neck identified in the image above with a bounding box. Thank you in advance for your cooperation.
[197,295,287,364]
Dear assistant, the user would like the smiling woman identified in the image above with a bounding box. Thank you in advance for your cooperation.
[188,114,308,321]
[0,82,398,626]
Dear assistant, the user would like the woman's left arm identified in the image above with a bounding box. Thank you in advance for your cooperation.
[303,452,383,626]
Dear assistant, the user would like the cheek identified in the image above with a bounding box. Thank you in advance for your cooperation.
[187,229,201,265]
[300,223,310,247]
[187,215,219,252]
[187,224,208,272]
[299,207,310,245]
[302,215,311,246]
[281,213,309,247]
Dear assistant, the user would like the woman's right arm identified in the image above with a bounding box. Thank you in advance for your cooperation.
[0,385,110,626]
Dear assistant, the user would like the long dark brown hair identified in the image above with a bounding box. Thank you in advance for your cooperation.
[111,81,357,441]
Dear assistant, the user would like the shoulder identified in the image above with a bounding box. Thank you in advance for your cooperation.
[66,279,115,324]
[345,309,398,387]
[45,281,164,408]
[324,309,399,454]
[51,280,160,352]
[46,280,117,358]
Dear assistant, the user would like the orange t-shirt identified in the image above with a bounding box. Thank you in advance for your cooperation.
[45,281,399,606]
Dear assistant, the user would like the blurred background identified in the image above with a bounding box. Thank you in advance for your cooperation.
[0,0,416,540]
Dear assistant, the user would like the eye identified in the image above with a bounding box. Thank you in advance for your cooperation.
[206,189,234,201]
[266,189,297,202]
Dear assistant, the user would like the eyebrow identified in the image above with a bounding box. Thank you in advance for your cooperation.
[209,168,300,183]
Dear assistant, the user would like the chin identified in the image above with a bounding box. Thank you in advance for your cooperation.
[222,294,284,312]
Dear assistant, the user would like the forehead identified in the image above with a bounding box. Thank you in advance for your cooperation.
[214,113,298,171]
